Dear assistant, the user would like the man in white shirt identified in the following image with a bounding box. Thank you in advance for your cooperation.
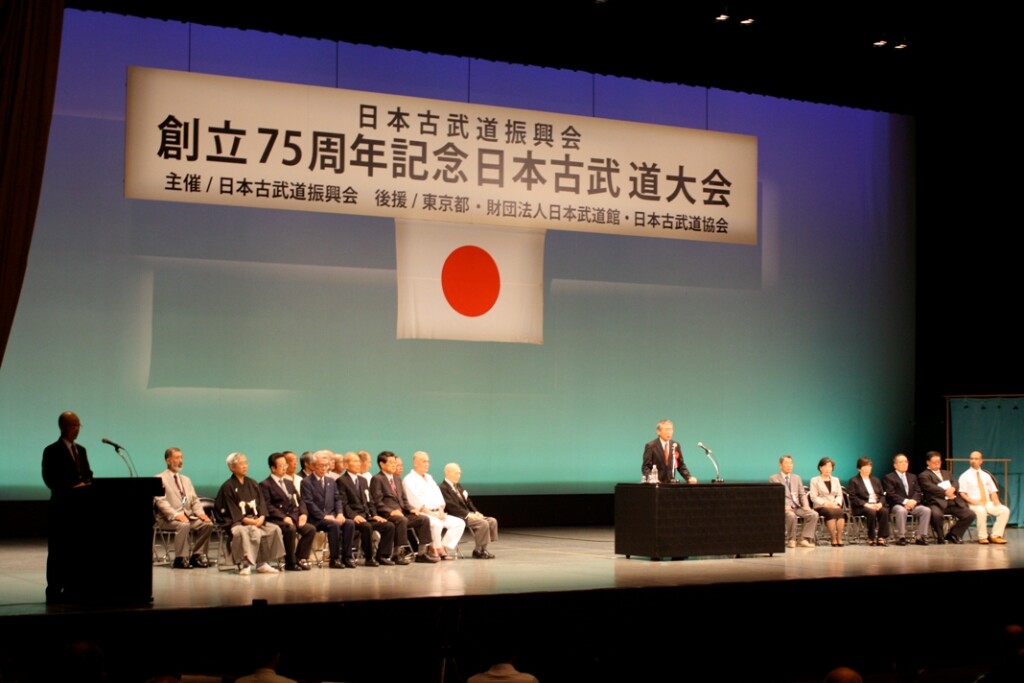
[958,450,1010,544]
[403,451,466,560]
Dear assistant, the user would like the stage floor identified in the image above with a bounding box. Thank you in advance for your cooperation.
[2,526,1022,616]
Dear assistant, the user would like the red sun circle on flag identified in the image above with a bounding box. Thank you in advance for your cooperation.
[441,245,501,317]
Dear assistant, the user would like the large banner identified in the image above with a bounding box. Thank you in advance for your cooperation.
[126,67,758,244]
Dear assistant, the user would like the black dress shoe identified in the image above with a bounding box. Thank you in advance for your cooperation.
[896,537,909,546]
[189,554,209,568]
[329,558,345,569]
[393,554,411,565]
[415,553,440,563]
[172,557,192,569]
[363,557,379,567]
[472,549,495,559]
[285,563,302,571]
[915,537,928,546]
[343,557,357,569]
[377,556,395,566]
[946,534,963,544]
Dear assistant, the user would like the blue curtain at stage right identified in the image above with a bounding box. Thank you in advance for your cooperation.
[950,397,1024,526]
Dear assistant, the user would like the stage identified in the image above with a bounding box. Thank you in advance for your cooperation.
[1,528,1022,682]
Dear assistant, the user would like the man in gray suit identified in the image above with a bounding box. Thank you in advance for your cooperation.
[155,447,213,568]
[768,454,818,548]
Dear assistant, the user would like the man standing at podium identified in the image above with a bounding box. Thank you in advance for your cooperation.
[641,419,697,484]
[42,411,93,602]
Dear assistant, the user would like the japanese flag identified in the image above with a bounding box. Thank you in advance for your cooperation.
[395,219,545,344]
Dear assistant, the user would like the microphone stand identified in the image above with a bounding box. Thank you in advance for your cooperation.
[107,443,138,477]
[699,443,724,483]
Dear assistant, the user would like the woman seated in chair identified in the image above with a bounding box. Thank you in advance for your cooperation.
[809,456,846,546]
[847,456,891,546]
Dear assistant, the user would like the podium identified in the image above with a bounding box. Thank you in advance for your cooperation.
[614,483,784,559]
[50,477,162,604]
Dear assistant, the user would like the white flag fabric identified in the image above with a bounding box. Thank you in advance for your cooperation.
[395,219,545,344]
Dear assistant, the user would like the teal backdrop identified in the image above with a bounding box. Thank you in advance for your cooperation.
[0,10,916,500]
[950,397,1024,525]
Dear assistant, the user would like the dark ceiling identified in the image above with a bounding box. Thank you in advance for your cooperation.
[66,0,928,115]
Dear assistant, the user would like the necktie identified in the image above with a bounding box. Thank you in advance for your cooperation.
[663,442,670,465]
[899,473,908,495]
[977,471,989,503]
[69,443,81,478]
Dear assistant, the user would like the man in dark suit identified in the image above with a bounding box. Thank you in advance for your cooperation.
[339,451,399,566]
[641,419,696,484]
[41,411,93,602]
[442,462,498,559]
[300,450,356,568]
[882,453,931,545]
[918,450,975,544]
[260,452,316,570]
[370,450,436,563]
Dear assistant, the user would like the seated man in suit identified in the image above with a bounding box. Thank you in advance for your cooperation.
[404,451,466,560]
[641,419,697,484]
[442,462,498,559]
[882,453,931,545]
[260,452,316,570]
[155,447,213,568]
[215,452,285,575]
[339,451,399,566]
[919,450,975,544]
[371,451,436,563]
[300,450,357,568]
[958,450,1010,544]
[768,454,818,548]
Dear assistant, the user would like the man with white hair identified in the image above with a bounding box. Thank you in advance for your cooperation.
[442,462,498,559]
[214,452,285,575]
[403,451,466,560]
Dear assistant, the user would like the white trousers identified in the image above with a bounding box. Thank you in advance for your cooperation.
[967,502,1010,539]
